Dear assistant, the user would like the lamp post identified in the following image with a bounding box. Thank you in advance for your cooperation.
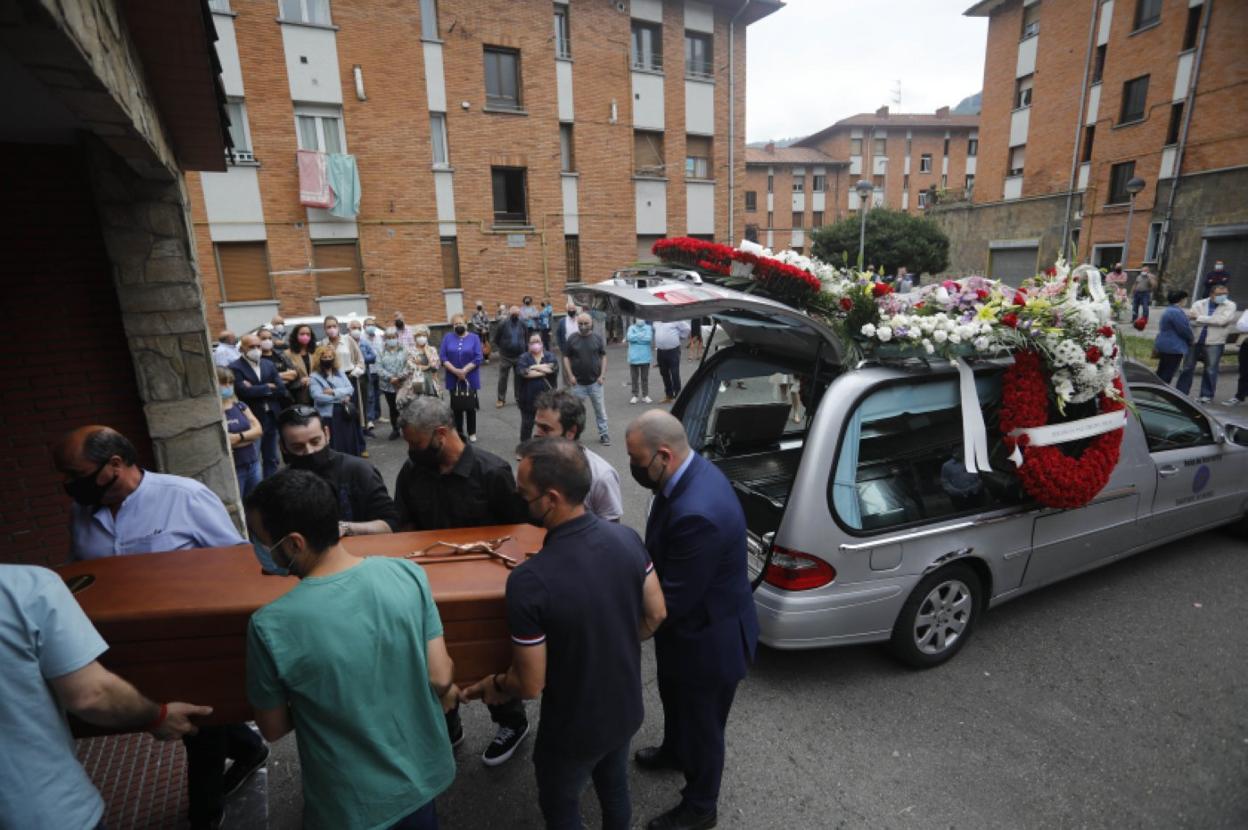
[855,179,873,270]
[1121,176,1146,268]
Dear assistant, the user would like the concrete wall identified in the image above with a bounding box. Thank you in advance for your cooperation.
[1151,166,1248,293]
[927,192,1071,277]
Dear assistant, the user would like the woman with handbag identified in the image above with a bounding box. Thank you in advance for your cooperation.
[309,345,364,456]
[376,328,412,439]
[438,313,484,443]
[398,324,442,408]
[517,333,557,442]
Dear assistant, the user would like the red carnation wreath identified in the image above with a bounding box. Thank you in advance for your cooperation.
[998,350,1125,509]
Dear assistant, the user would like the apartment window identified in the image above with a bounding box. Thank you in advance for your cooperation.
[941,174,948,189]
[903,174,910,191]
[1182,5,1201,51]
[296,110,343,153]
[812,211,824,227]
[872,174,884,189]
[792,176,805,193]
[767,211,774,228]
[312,240,364,297]
[484,47,522,110]
[1144,221,1163,261]
[873,137,886,156]
[1008,145,1026,177]
[965,174,975,195]
[631,21,662,72]
[745,191,757,211]
[440,237,461,289]
[1165,102,1183,146]
[1081,125,1095,163]
[919,154,932,173]
[1133,0,1162,31]
[1108,161,1136,204]
[917,191,928,209]
[1021,2,1040,39]
[905,135,912,155]
[744,224,759,243]
[767,173,773,193]
[560,124,576,173]
[634,130,665,177]
[1120,75,1149,124]
[419,0,438,39]
[943,137,950,155]
[491,167,528,224]
[280,0,330,25]
[1015,74,1034,109]
[565,235,581,281]
[812,174,826,192]
[685,32,712,79]
[685,135,711,179]
[430,113,449,166]
[554,4,571,59]
[850,137,863,155]
[224,100,252,161]
[967,137,979,156]
[215,242,272,302]
[792,213,803,229]
[209,0,231,11]
[1092,44,1107,84]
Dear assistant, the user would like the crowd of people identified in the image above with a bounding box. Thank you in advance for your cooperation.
[5,370,753,829]
[1151,261,1247,406]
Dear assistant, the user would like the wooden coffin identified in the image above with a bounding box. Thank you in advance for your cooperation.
[57,525,544,733]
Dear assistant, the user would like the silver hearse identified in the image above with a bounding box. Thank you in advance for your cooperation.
[576,269,1248,667]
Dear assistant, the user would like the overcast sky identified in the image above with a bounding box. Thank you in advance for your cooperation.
[745,0,989,142]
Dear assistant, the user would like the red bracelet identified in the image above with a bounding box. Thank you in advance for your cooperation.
[145,702,168,732]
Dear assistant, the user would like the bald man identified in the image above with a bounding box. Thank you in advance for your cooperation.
[213,329,240,368]
[625,410,759,830]
[52,426,263,828]
[231,333,284,477]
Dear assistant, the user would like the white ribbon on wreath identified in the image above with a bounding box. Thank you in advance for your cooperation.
[1006,409,1128,467]
[953,358,992,474]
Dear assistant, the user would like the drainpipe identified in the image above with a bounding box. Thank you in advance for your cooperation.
[1158,0,1212,286]
[1060,0,1100,261]
[728,0,751,245]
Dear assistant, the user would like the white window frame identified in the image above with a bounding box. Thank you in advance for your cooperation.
[917,191,928,209]
[294,106,346,154]
[420,0,438,40]
[430,113,449,167]
[224,99,255,163]
[812,174,827,193]
[1008,145,1026,177]
[554,4,571,59]
[560,124,575,173]
[919,154,932,173]
[1144,221,1164,262]
[279,0,331,26]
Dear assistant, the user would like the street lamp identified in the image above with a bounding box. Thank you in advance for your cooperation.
[1121,176,1146,269]
[855,179,873,270]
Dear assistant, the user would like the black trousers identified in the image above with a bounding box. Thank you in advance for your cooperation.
[1236,346,1248,399]
[183,722,265,822]
[657,348,682,398]
[1156,352,1184,384]
[656,674,738,813]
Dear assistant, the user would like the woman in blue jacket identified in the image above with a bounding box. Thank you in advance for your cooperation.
[627,319,654,404]
[1155,290,1194,384]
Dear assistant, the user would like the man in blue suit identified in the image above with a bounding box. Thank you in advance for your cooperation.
[231,333,283,478]
[625,410,760,830]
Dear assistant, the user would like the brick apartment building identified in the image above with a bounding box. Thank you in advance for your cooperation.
[191,0,781,334]
[741,107,980,254]
[741,144,845,254]
[933,0,1247,300]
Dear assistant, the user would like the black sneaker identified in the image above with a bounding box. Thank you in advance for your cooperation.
[222,743,270,799]
[599,434,611,446]
[446,707,465,749]
[482,722,529,766]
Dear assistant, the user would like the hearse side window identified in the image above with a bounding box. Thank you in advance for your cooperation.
[831,374,1023,532]
[1131,386,1215,452]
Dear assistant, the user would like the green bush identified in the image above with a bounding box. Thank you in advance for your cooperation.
[810,208,950,275]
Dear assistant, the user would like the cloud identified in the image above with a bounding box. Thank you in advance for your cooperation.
[745,0,988,142]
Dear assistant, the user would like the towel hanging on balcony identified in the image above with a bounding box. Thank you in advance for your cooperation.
[327,153,361,219]
[297,150,332,209]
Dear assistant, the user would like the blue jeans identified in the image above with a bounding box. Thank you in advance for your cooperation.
[369,373,382,421]
[572,382,608,439]
[235,460,262,498]
[387,800,437,830]
[259,411,280,478]
[534,740,631,830]
[1176,342,1224,399]
[1132,290,1151,321]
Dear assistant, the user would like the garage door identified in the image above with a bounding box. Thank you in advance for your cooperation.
[988,247,1039,283]
[1203,235,1248,308]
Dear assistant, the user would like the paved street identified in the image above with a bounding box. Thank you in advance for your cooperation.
[262,341,1248,829]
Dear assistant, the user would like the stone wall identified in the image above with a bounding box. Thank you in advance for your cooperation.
[1151,166,1248,294]
[87,138,244,527]
[926,192,1073,276]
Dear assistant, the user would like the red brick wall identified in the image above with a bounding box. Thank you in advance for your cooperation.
[0,144,154,567]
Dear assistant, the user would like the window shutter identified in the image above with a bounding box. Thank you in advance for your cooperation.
[216,242,271,302]
[313,241,364,296]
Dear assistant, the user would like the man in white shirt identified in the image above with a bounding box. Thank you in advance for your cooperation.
[213,330,240,368]
[654,320,691,403]
[532,388,623,522]
[1178,284,1238,403]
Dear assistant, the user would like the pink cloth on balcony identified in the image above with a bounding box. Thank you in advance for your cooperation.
[298,150,333,209]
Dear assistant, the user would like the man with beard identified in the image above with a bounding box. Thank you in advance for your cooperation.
[274,406,398,554]
[393,395,529,766]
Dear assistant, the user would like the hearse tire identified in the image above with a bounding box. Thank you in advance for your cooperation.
[889,563,982,669]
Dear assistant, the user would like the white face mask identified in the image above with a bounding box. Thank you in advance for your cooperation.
[246,348,262,362]
[260,340,274,352]
[349,329,362,340]
[416,336,428,346]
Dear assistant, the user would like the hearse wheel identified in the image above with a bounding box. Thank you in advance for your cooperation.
[889,563,981,668]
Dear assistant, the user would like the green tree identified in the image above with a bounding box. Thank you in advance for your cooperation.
[811,208,950,275]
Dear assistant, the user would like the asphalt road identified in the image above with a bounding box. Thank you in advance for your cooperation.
[258,341,1248,829]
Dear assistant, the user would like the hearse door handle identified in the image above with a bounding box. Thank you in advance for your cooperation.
[1158,465,1180,478]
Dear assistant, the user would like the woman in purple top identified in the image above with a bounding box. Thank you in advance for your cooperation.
[438,313,484,442]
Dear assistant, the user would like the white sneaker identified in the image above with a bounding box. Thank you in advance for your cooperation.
[1224,397,1242,406]
[629,396,638,405]
[469,434,478,443]
[1197,397,1212,404]
[642,396,653,404]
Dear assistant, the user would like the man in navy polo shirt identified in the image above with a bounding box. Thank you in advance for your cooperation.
[465,437,667,829]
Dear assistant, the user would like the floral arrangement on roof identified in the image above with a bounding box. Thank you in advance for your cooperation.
[652,236,1131,510]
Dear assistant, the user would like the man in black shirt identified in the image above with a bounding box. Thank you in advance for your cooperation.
[394,395,530,765]
[562,312,611,446]
[492,304,528,407]
[276,407,399,537]
[465,438,666,830]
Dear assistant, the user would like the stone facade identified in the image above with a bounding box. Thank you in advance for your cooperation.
[927,192,1071,277]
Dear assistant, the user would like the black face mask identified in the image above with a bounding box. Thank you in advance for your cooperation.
[284,444,333,474]
[524,493,552,528]
[629,451,664,492]
[396,320,406,330]
[510,313,520,321]
[64,461,119,508]
[454,325,466,335]
[320,360,336,372]
[408,437,443,470]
